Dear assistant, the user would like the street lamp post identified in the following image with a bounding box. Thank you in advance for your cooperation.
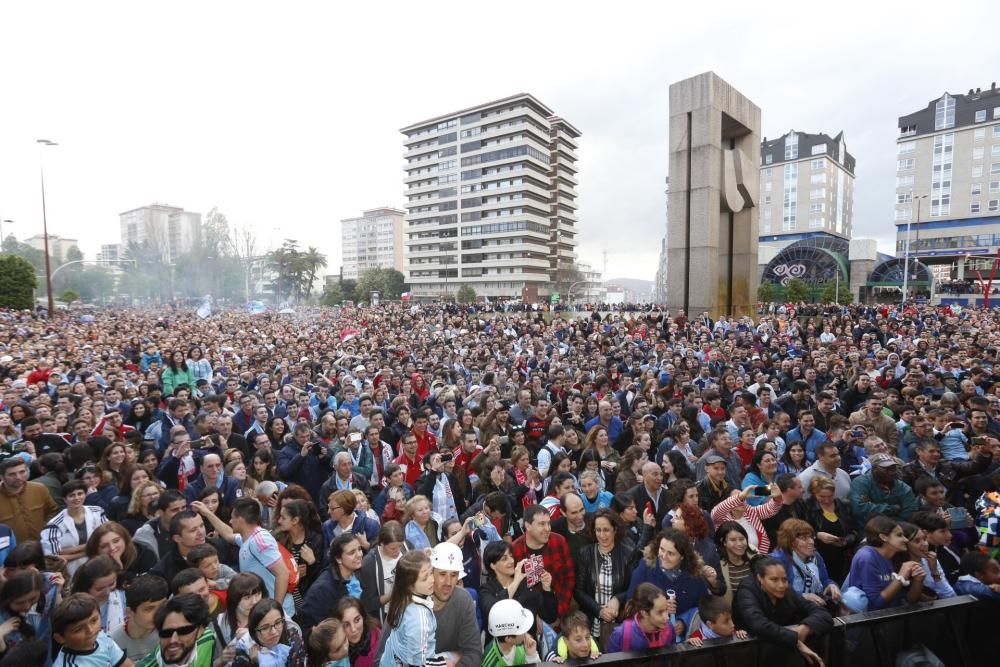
[37,139,58,317]
[902,193,927,307]
[0,219,12,247]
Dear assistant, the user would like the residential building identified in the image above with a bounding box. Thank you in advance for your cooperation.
[25,234,79,262]
[340,207,405,280]
[401,93,580,300]
[758,130,855,253]
[96,243,121,263]
[575,261,605,303]
[894,83,1000,296]
[119,204,201,263]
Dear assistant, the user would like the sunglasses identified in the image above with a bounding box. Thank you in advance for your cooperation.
[158,624,199,639]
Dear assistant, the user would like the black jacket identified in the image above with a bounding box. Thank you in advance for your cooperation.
[733,576,833,649]
[358,542,413,623]
[573,542,635,619]
[416,470,467,517]
[300,564,352,635]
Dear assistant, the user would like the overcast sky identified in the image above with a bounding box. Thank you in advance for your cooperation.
[1,1,998,282]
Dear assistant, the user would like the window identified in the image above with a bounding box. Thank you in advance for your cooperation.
[974,166,985,178]
[993,163,1000,175]
[975,128,986,140]
[974,147,985,160]
[809,202,825,213]
[896,175,914,188]
[765,181,773,192]
[895,208,912,220]
[994,144,1000,156]
[991,181,1000,193]
[811,144,827,156]
[765,154,773,165]
[809,217,824,228]
[897,192,913,203]
[934,94,955,130]
[897,159,914,170]
[763,195,772,205]
[976,110,987,122]
[990,200,1000,212]
[810,173,826,184]
[811,159,824,170]
[995,107,1000,119]
[971,201,981,213]
[785,132,799,160]
[995,126,1000,137]
[972,183,982,195]
[810,188,826,199]
[898,141,916,154]
[763,168,772,178]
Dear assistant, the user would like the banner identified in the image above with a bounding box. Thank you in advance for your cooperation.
[196,296,212,320]
[247,301,267,315]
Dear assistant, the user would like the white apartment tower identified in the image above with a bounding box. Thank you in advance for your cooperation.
[758,130,855,251]
[119,204,201,263]
[894,83,1000,284]
[401,94,580,299]
[340,207,406,280]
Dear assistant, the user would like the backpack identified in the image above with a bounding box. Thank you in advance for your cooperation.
[277,541,300,593]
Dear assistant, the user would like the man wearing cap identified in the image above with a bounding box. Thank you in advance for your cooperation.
[849,453,918,523]
[694,430,743,489]
[697,455,732,511]
[375,542,483,667]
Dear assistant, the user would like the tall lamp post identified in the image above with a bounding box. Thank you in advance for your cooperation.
[0,219,12,247]
[37,139,58,317]
[901,192,927,306]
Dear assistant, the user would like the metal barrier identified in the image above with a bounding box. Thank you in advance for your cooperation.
[535,595,995,667]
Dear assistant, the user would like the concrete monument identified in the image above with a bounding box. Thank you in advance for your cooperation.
[666,72,761,318]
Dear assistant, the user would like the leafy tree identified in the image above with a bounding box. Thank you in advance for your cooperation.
[757,282,776,304]
[356,268,408,302]
[300,246,328,299]
[457,284,477,304]
[0,255,37,309]
[60,289,80,303]
[341,279,357,303]
[784,278,811,304]
[320,282,344,306]
[65,245,84,264]
[820,281,853,305]
[1,234,48,273]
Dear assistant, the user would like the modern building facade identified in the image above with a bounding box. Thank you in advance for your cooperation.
[25,234,79,262]
[575,261,605,303]
[119,204,201,263]
[340,207,405,280]
[758,130,855,253]
[895,83,1000,302]
[401,93,580,299]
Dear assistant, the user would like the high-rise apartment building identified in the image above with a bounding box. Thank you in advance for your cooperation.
[401,94,580,299]
[758,130,855,251]
[25,234,79,262]
[340,207,405,280]
[119,204,201,263]
[894,84,1000,284]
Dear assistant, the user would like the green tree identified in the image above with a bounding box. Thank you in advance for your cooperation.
[60,288,80,303]
[341,279,357,303]
[300,246,328,299]
[784,278,811,303]
[457,284,477,304]
[320,282,343,306]
[0,255,38,309]
[757,282,776,303]
[382,269,407,299]
[820,281,853,305]
[355,268,408,302]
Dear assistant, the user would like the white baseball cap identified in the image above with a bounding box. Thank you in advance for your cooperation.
[430,542,467,577]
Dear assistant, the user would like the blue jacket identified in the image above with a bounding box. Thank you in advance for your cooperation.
[626,558,721,617]
[299,563,353,635]
[786,426,827,462]
[183,473,242,507]
[770,548,834,594]
[276,443,333,504]
[322,513,379,554]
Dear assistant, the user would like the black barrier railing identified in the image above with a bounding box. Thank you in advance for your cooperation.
[535,595,994,667]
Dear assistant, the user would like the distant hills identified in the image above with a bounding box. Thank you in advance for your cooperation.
[605,278,654,295]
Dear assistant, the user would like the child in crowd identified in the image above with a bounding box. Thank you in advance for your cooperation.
[606,583,676,652]
[51,593,130,667]
[108,574,167,663]
[239,598,303,667]
[3,541,65,619]
[549,610,600,663]
[306,617,350,667]
[186,544,237,608]
[953,551,1000,602]
[685,595,747,645]
[70,555,126,632]
[0,569,50,664]
[379,550,439,667]
[171,568,223,616]
[911,511,963,584]
[482,599,540,667]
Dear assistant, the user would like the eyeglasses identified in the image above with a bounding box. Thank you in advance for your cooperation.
[158,624,199,639]
[255,619,284,635]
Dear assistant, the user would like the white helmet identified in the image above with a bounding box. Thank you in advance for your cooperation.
[488,599,534,637]
[430,542,467,577]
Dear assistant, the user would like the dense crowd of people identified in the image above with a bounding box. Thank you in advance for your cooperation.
[0,300,998,667]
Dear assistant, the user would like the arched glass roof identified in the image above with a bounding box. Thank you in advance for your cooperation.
[762,236,849,286]
[867,257,933,286]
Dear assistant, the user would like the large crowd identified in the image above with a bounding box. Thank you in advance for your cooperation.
[0,300,998,667]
